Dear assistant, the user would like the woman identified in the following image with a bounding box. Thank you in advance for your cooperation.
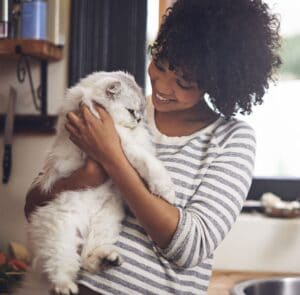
[25,0,281,294]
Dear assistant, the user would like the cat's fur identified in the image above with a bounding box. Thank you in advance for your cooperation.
[16,71,175,295]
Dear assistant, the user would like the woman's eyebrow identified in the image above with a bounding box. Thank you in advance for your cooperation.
[177,74,196,85]
[174,68,192,81]
[154,59,167,71]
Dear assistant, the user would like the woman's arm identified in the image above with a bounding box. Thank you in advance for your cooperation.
[103,122,256,267]
[24,159,108,221]
[104,152,180,248]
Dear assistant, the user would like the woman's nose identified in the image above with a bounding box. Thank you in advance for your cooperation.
[155,78,173,96]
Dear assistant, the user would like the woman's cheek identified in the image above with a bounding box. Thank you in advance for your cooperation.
[148,62,160,79]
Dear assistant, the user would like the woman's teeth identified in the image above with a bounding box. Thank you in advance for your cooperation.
[156,94,174,103]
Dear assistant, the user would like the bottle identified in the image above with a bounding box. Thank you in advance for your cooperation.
[9,0,22,39]
[20,0,47,40]
[47,0,64,46]
[0,0,9,39]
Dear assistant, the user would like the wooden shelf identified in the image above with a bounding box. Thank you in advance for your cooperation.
[0,115,58,134]
[0,40,62,134]
[0,39,63,61]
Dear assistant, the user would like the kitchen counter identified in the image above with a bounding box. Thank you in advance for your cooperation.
[208,270,300,295]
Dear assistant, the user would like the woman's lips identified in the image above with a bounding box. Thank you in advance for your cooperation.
[155,93,176,104]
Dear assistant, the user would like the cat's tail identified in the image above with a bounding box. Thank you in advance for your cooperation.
[12,268,51,295]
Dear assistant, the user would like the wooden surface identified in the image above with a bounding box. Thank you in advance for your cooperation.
[208,270,300,295]
[0,39,63,61]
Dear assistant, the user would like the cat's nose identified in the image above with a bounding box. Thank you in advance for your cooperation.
[135,112,142,123]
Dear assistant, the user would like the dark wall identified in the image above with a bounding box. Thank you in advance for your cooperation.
[68,0,147,90]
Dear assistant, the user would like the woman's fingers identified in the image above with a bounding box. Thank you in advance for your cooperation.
[69,134,80,147]
[65,122,78,137]
[66,111,81,125]
[82,105,96,123]
[94,103,111,122]
[66,111,85,132]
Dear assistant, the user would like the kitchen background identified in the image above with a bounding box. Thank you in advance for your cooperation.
[0,0,300,292]
[0,0,70,252]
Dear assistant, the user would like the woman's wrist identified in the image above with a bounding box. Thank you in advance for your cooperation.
[80,159,109,187]
[101,150,128,178]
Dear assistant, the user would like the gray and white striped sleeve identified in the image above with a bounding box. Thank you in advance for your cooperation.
[156,123,256,268]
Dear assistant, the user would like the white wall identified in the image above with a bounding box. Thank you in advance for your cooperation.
[0,0,70,250]
[213,214,300,273]
[0,135,55,250]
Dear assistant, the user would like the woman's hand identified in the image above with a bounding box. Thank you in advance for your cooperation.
[65,104,124,167]
[77,158,108,188]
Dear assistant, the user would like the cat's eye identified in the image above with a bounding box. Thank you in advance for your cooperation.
[127,109,138,120]
[127,108,135,116]
[126,108,141,122]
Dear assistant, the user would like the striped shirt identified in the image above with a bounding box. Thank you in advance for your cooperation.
[78,100,256,294]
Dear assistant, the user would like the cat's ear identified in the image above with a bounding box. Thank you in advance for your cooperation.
[106,81,121,99]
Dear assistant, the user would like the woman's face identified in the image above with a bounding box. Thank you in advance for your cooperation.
[148,59,204,113]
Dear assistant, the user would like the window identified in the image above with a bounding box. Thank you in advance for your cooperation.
[239,0,300,200]
[145,0,159,96]
[238,0,300,178]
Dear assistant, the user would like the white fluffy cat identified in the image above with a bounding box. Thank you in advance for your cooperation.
[16,71,175,295]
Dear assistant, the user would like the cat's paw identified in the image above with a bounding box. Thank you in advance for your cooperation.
[148,177,176,204]
[82,245,123,273]
[161,187,176,204]
[52,281,78,295]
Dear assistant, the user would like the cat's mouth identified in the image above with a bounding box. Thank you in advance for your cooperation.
[122,120,139,129]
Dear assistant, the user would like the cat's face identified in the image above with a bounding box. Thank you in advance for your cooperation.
[64,71,145,128]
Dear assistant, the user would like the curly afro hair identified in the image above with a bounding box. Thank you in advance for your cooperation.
[150,0,281,117]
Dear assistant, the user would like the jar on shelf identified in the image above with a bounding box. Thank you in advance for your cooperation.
[20,0,47,40]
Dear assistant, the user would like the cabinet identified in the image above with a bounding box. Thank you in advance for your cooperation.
[0,39,63,133]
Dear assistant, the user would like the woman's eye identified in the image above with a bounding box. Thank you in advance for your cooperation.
[154,60,165,72]
[177,80,194,90]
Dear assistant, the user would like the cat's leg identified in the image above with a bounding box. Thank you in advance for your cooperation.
[121,141,175,204]
[81,190,125,273]
[28,198,83,294]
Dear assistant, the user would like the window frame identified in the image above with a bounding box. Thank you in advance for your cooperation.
[248,178,300,201]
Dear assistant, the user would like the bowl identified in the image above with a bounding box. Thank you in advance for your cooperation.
[230,276,300,295]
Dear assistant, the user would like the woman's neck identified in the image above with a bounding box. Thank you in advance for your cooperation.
[156,99,217,122]
[154,101,219,137]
